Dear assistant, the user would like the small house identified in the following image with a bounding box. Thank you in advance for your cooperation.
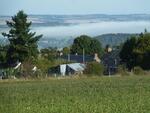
[102,49,120,75]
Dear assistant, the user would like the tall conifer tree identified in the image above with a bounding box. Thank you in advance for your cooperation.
[2,11,42,65]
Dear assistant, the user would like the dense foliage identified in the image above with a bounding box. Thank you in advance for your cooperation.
[71,35,103,56]
[84,62,104,76]
[2,11,42,65]
[120,31,150,70]
[40,47,59,61]
[0,45,8,66]
[120,37,137,71]
[62,47,70,55]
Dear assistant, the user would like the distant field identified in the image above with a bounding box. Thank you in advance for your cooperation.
[0,76,150,113]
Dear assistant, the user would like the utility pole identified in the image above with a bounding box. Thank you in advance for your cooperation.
[108,67,110,77]
[83,48,85,63]
[68,47,70,62]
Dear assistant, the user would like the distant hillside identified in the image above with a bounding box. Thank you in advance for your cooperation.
[0,33,140,48]
[38,33,139,48]
[95,33,139,47]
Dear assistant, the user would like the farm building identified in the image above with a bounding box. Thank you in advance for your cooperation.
[48,63,86,76]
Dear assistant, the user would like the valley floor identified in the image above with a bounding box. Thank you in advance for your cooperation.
[0,76,150,113]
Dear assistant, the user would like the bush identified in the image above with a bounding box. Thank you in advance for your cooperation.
[84,62,104,76]
[36,57,67,77]
[117,65,130,76]
[133,66,145,75]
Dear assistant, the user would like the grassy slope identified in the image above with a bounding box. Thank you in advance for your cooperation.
[0,76,150,113]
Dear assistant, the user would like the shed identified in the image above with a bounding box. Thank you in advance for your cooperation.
[48,63,86,76]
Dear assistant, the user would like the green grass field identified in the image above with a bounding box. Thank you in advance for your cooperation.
[1,76,150,113]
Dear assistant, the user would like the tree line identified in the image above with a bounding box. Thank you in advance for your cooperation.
[120,30,150,71]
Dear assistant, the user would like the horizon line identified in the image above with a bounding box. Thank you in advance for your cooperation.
[1,13,150,17]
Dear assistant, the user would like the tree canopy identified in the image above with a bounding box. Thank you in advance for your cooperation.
[134,33,150,70]
[2,11,42,65]
[40,47,59,61]
[120,31,150,70]
[120,36,137,71]
[71,35,103,56]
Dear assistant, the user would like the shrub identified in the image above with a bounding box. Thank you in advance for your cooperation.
[84,62,104,76]
[117,65,130,76]
[133,66,145,75]
[35,57,67,77]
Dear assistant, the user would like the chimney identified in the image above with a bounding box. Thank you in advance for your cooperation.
[107,47,112,53]
[94,53,101,63]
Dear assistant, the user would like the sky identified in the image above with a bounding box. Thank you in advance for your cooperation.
[0,0,150,15]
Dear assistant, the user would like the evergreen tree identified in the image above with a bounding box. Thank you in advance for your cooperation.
[134,33,150,70]
[120,36,137,71]
[2,11,42,65]
[120,31,150,70]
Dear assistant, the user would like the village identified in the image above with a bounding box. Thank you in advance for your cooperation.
[0,11,150,79]
[0,42,120,79]
[1,0,150,112]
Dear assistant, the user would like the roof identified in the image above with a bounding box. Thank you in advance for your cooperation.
[102,49,120,60]
[60,55,94,63]
[67,63,86,72]
[102,49,120,67]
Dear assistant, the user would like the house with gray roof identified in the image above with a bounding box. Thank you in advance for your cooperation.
[102,49,120,75]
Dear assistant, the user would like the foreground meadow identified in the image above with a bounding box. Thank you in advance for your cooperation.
[0,76,150,113]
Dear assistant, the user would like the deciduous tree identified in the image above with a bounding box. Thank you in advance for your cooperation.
[71,35,103,56]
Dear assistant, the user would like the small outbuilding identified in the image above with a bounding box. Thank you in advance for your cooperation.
[48,63,86,76]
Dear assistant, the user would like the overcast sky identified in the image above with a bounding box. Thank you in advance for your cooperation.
[0,0,150,15]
